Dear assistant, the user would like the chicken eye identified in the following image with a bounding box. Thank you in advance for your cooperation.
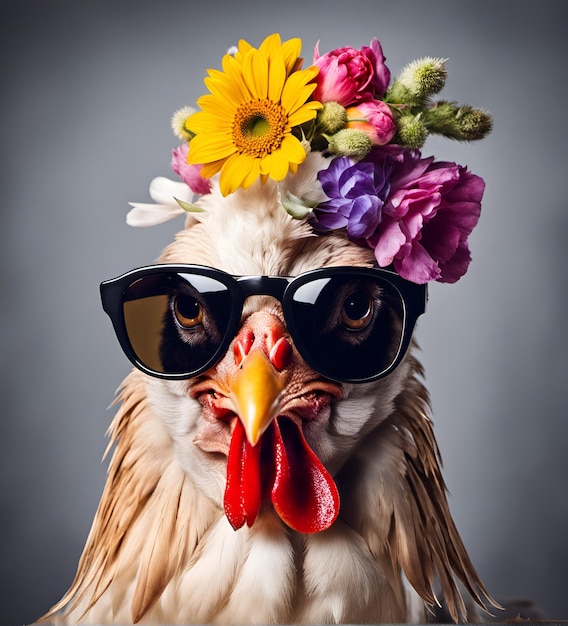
[173,294,204,329]
[340,291,373,330]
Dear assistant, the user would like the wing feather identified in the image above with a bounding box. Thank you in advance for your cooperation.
[130,464,182,622]
[39,371,218,623]
[337,352,499,622]
[393,355,498,622]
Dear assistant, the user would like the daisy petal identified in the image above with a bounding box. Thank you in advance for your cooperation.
[200,159,225,178]
[281,69,320,113]
[243,48,268,99]
[267,50,287,102]
[189,132,236,163]
[258,33,282,58]
[204,77,251,109]
[288,100,323,127]
[260,149,290,181]
[237,38,254,59]
[241,159,262,189]
[219,153,257,195]
[280,37,302,73]
[189,108,232,133]
[280,134,309,164]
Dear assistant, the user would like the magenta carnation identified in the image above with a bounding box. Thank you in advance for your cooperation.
[313,145,484,284]
[312,38,391,106]
[171,144,211,195]
[369,148,484,283]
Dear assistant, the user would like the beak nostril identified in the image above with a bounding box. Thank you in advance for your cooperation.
[269,336,292,371]
[265,325,284,350]
[234,328,255,366]
[234,342,246,367]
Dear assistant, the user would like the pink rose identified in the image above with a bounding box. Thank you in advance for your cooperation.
[345,100,396,145]
[171,143,211,195]
[312,38,391,106]
[368,148,484,283]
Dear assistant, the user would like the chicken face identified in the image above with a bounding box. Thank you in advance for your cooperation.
[105,257,425,534]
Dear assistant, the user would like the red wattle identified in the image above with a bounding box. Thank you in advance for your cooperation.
[223,418,340,533]
[224,420,262,530]
[271,419,340,533]
[242,429,262,527]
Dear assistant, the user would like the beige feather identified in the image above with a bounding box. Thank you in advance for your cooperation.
[40,372,219,623]
[342,353,498,622]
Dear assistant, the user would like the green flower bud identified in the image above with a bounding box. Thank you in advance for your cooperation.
[394,114,428,149]
[425,101,493,141]
[387,57,447,105]
[316,101,348,135]
[385,81,415,106]
[327,128,372,158]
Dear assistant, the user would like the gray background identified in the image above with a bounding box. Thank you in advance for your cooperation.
[2,1,567,623]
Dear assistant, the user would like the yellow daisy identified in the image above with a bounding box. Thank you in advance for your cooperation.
[187,34,322,196]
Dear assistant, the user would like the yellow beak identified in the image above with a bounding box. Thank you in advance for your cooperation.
[229,349,284,446]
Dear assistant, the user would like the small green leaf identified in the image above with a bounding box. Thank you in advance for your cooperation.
[175,197,206,213]
[279,190,317,220]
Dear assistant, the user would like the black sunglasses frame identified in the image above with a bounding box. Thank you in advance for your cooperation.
[100,264,428,384]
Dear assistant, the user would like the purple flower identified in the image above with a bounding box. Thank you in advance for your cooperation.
[312,146,484,284]
[368,148,484,283]
[312,38,391,107]
[313,156,392,240]
[171,143,211,195]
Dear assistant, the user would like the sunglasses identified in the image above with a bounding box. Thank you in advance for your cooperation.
[100,265,427,384]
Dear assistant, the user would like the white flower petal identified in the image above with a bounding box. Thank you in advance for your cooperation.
[126,202,185,227]
[148,176,193,205]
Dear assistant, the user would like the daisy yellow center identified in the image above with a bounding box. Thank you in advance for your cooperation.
[232,99,289,157]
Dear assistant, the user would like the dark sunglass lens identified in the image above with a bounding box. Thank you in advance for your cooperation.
[289,274,405,381]
[122,272,232,375]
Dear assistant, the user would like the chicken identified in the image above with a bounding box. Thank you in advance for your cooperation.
[40,33,498,625]
[40,173,493,624]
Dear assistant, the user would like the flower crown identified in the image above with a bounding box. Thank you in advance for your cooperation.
[128,33,492,285]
